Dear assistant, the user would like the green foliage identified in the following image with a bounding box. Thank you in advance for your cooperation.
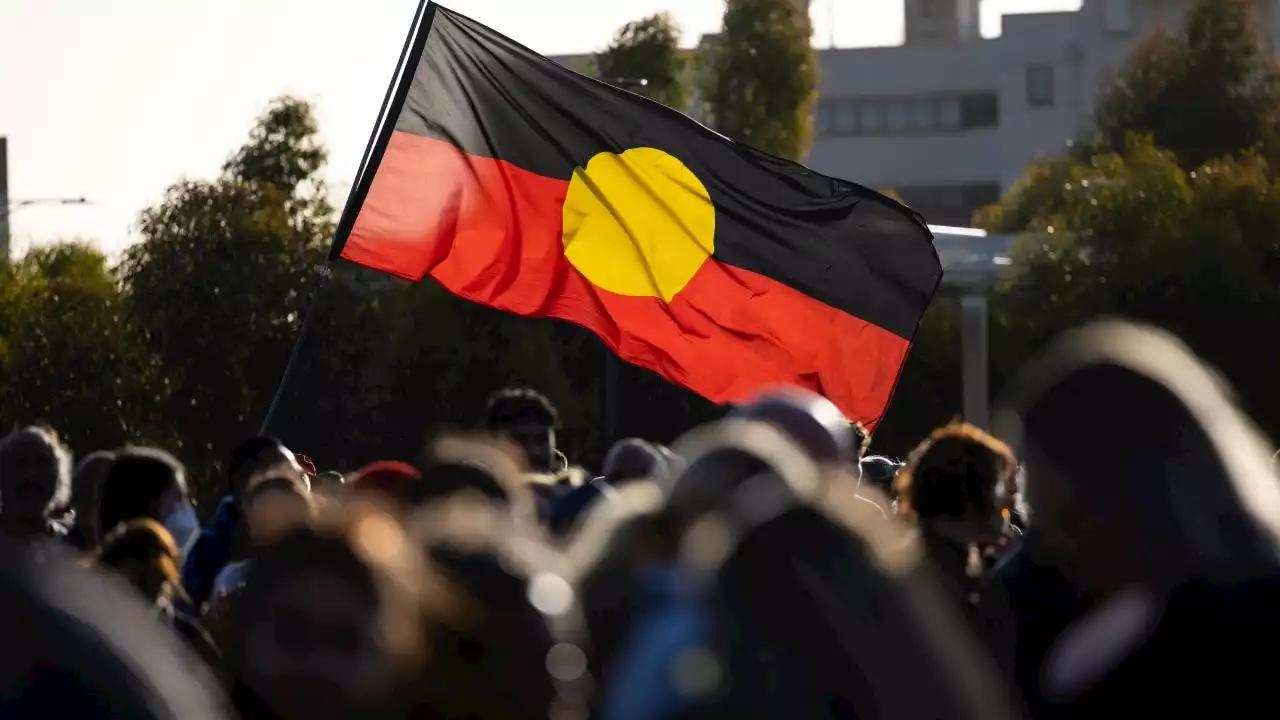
[0,242,144,449]
[987,135,1280,437]
[703,0,818,160]
[1091,0,1280,169]
[117,97,331,504]
[597,14,690,110]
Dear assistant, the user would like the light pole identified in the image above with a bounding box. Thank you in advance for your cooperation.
[0,197,91,259]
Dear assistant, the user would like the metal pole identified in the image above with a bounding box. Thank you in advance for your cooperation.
[602,350,620,454]
[960,293,990,429]
[1,137,8,259]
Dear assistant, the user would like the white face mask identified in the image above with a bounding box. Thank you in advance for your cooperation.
[163,503,201,558]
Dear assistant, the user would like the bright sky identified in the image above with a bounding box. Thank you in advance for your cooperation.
[0,0,1081,257]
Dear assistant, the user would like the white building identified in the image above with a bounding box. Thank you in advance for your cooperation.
[556,0,1280,226]
[811,0,1280,225]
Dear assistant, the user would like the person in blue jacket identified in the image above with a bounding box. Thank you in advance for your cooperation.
[181,436,301,609]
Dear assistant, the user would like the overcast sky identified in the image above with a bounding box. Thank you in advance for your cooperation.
[0,0,1081,257]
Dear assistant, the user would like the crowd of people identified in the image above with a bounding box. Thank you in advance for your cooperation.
[1,317,1279,719]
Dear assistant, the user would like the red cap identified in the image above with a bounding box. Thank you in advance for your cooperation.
[350,460,421,502]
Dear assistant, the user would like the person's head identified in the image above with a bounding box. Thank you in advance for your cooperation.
[232,507,426,719]
[729,386,861,466]
[97,447,189,542]
[227,435,302,502]
[0,427,72,538]
[314,471,346,496]
[348,461,421,506]
[69,451,115,548]
[97,518,183,607]
[895,421,1015,549]
[859,455,903,496]
[409,497,581,719]
[996,320,1280,596]
[603,438,671,487]
[411,435,537,521]
[242,474,315,549]
[485,388,560,473]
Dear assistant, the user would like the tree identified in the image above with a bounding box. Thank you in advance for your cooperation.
[980,135,1280,439]
[118,97,331,503]
[0,242,148,450]
[1091,0,1280,170]
[703,0,818,160]
[597,13,689,110]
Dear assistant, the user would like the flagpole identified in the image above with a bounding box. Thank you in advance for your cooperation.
[259,0,435,435]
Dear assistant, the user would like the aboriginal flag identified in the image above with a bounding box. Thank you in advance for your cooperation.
[335,2,942,431]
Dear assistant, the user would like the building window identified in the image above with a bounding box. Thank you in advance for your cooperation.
[1026,64,1055,107]
[885,98,908,133]
[1103,0,1133,33]
[858,100,886,134]
[937,95,962,129]
[897,183,1001,226]
[814,91,997,138]
[908,96,935,130]
[960,92,999,128]
[833,100,857,134]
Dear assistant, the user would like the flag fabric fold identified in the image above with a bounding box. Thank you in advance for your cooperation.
[336,1,943,431]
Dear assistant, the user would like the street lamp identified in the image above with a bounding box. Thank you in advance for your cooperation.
[1,196,90,222]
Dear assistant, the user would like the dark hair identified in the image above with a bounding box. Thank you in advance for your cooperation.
[485,388,558,430]
[895,422,1015,521]
[603,438,669,485]
[97,448,186,538]
[227,436,285,495]
[859,455,902,494]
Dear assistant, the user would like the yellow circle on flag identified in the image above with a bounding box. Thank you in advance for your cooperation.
[561,148,715,302]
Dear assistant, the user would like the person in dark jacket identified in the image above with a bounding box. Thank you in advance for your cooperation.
[182,436,304,609]
[894,420,1019,674]
[994,320,1280,717]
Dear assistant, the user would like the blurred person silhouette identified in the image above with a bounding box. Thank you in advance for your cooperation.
[207,471,315,608]
[226,504,427,719]
[0,532,232,718]
[97,447,201,559]
[995,320,1280,717]
[64,450,116,552]
[894,421,1019,673]
[564,480,676,704]
[601,418,1013,720]
[183,435,305,608]
[728,386,863,466]
[96,518,221,671]
[313,470,347,497]
[547,438,672,539]
[410,435,538,522]
[858,455,903,511]
[347,460,421,506]
[0,427,72,547]
[408,495,589,720]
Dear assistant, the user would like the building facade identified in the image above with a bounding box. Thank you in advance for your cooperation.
[555,0,1280,226]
